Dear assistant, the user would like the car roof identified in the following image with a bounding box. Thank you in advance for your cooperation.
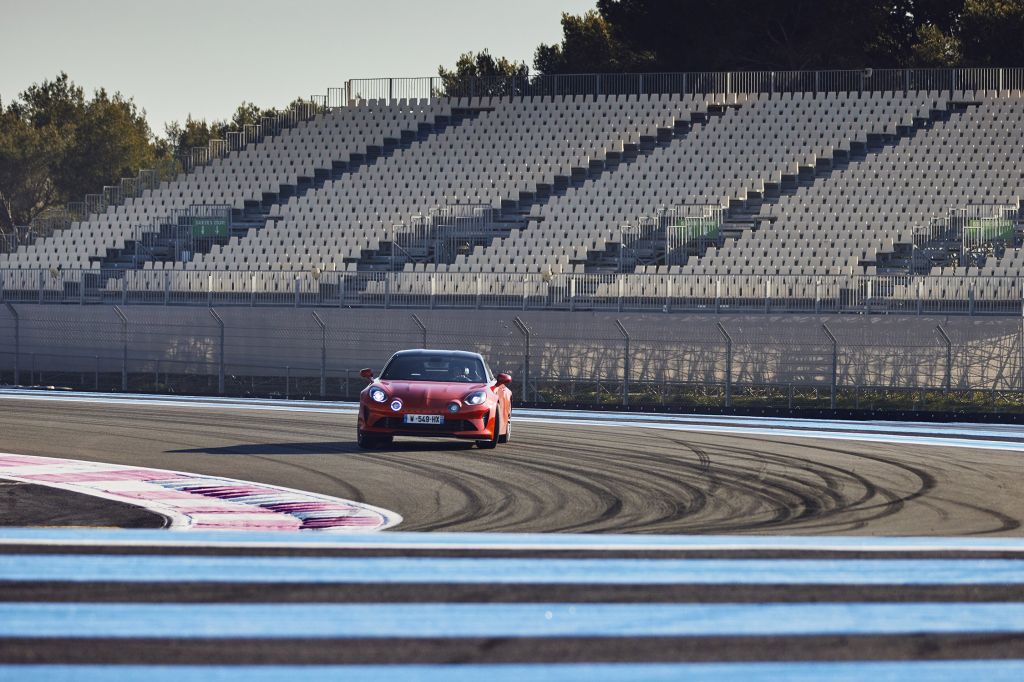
[390,349,485,361]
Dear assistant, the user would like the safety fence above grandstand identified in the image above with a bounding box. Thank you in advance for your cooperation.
[348,67,1024,101]
[1,269,1021,317]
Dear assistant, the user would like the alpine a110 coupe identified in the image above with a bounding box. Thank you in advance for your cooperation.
[357,349,513,449]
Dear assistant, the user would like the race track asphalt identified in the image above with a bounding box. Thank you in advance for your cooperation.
[1,394,1021,536]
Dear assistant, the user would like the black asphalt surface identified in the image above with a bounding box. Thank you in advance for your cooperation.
[0,396,1022,535]
[1,395,1023,667]
[0,481,164,528]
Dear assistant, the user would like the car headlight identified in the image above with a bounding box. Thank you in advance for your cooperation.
[390,399,403,412]
[369,387,387,403]
[464,390,487,406]
[447,402,461,413]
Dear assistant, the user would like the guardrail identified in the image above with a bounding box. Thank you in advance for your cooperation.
[1,269,1020,316]
[347,67,1024,102]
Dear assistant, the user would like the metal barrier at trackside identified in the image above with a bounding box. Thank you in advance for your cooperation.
[0,268,1019,316]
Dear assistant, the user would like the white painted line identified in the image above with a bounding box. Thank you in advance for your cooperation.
[2,389,1022,451]
[0,453,402,533]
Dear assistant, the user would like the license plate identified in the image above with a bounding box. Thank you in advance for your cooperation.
[404,414,444,425]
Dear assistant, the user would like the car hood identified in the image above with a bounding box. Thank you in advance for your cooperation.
[378,380,489,406]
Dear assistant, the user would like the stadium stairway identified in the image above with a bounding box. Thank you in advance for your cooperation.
[87,105,489,279]
[352,99,735,273]
[742,91,1023,294]
[577,95,971,274]
[0,101,478,285]
[186,93,719,284]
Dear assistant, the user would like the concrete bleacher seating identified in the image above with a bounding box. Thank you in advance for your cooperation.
[2,85,1022,303]
[461,90,951,275]
[0,100,446,273]
[190,93,697,276]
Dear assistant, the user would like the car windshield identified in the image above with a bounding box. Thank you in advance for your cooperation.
[381,355,487,382]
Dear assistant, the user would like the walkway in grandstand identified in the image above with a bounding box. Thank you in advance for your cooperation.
[0,530,1022,679]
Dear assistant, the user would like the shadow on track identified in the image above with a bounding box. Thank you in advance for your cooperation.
[167,441,477,456]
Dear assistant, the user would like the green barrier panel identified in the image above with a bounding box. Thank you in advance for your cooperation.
[192,217,229,238]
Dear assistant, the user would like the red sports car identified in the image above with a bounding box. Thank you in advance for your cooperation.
[357,349,513,450]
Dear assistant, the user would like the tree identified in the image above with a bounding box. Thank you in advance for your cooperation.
[525,0,1024,75]
[438,50,529,96]
[959,0,1024,66]
[163,116,217,158]
[910,23,964,66]
[58,88,157,202]
[535,10,654,74]
[0,73,159,229]
[228,101,276,131]
[0,113,63,231]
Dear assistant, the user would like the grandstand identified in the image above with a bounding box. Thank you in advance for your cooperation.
[1,68,1022,313]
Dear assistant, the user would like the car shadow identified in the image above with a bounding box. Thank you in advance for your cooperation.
[167,440,477,456]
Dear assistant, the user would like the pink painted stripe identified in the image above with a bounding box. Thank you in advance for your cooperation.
[0,453,400,532]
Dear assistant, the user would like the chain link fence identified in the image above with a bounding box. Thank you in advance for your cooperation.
[1,305,1022,416]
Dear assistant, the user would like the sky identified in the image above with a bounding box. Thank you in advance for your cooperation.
[1,0,595,135]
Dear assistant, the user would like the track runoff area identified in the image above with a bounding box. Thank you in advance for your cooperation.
[0,390,1023,679]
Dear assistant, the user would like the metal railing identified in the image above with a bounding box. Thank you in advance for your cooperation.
[131,204,234,266]
[0,268,1020,316]
[347,67,1024,102]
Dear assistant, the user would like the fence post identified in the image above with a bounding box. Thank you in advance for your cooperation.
[114,306,128,392]
[4,302,18,386]
[411,313,427,348]
[616,319,630,407]
[294,276,300,307]
[822,323,838,409]
[209,308,225,395]
[513,317,530,403]
[164,271,170,306]
[717,321,732,407]
[312,311,327,398]
[936,325,952,393]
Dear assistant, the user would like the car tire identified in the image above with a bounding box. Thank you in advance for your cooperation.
[477,412,501,449]
[498,416,511,444]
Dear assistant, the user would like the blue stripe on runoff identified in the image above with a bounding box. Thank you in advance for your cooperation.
[2,602,1024,638]
[2,662,1024,682]
[0,554,1021,585]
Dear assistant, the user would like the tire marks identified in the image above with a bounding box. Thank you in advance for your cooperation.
[0,398,1021,536]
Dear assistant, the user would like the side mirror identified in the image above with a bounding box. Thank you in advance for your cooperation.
[360,368,374,380]
[495,373,512,386]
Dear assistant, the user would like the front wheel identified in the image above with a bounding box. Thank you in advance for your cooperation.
[498,416,511,444]
[476,412,501,449]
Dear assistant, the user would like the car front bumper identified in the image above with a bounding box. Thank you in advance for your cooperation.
[359,403,495,439]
